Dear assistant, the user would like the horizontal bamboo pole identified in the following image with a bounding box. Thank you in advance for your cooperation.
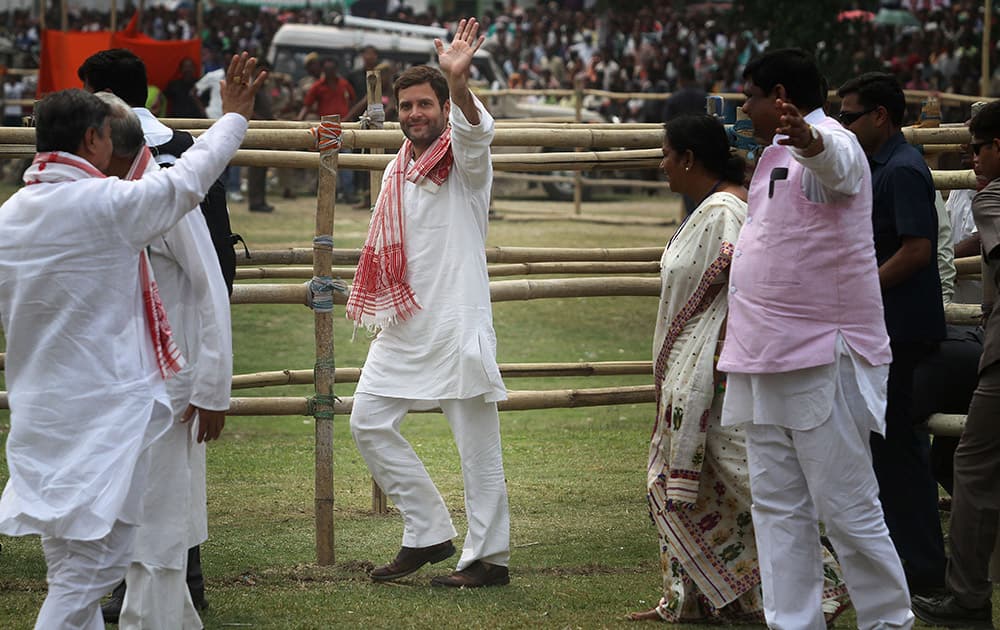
[231,283,309,305]
[228,277,662,305]
[903,127,971,144]
[0,125,975,148]
[0,386,972,436]
[164,118,659,131]
[227,385,657,416]
[920,143,965,154]
[237,246,665,267]
[955,255,982,275]
[231,360,652,389]
[946,302,981,325]
[0,141,978,187]
[234,261,662,281]
[933,169,977,190]
[227,281,981,327]
[926,413,967,437]
[495,171,670,189]
[181,127,664,150]
[490,277,660,301]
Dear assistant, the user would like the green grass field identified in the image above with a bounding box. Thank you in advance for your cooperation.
[0,181,974,628]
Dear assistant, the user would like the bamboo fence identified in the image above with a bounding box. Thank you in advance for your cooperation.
[0,87,988,562]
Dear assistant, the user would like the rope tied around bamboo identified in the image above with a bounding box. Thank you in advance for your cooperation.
[306,236,346,313]
[311,120,343,177]
[360,103,385,129]
[307,393,337,420]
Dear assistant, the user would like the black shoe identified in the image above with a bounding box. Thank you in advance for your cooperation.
[912,592,993,629]
[101,580,127,624]
[431,560,510,588]
[369,540,455,582]
[249,203,275,213]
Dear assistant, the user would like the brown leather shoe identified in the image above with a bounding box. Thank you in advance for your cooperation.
[431,560,510,588]
[369,540,455,582]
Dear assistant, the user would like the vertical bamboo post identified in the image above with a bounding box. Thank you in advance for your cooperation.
[313,114,340,565]
[38,0,45,31]
[363,69,389,514]
[573,76,583,215]
[110,0,117,32]
[59,0,66,31]
[196,0,204,39]
[983,0,993,97]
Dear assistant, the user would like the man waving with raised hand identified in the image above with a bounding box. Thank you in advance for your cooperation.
[347,18,511,588]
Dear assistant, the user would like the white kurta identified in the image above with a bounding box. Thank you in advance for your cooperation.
[354,96,506,403]
[0,113,247,542]
[128,114,233,569]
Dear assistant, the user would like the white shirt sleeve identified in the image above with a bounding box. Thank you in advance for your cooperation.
[161,211,233,411]
[448,93,494,192]
[108,113,247,249]
[792,121,867,199]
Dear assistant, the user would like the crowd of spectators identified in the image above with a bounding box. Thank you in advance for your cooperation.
[0,0,998,123]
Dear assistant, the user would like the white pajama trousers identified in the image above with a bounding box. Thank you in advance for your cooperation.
[745,384,913,630]
[120,560,202,630]
[350,393,510,570]
[35,519,135,630]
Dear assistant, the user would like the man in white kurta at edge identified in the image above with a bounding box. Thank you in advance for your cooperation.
[0,55,260,630]
[347,18,511,588]
[716,49,914,629]
[91,92,232,629]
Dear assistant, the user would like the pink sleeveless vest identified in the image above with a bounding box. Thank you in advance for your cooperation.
[717,121,891,374]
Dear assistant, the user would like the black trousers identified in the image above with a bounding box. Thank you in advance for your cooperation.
[911,325,984,494]
[871,339,947,593]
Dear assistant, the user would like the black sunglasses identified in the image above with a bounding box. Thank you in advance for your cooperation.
[970,138,997,155]
[836,106,878,126]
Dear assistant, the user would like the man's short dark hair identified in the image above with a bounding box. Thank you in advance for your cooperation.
[77,49,149,108]
[393,65,449,108]
[743,48,825,113]
[35,89,110,153]
[837,72,906,127]
[970,101,1000,141]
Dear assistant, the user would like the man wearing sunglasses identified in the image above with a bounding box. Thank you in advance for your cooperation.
[836,72,947,598]
[912,100,1000,629]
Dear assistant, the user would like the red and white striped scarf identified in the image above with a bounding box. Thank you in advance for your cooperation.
[346,127,453,330]
[24,149,185,378]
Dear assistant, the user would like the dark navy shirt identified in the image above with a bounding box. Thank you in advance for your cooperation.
[870,131,945,344]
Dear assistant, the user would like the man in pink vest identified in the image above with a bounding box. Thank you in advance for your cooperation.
[716,48,914,629]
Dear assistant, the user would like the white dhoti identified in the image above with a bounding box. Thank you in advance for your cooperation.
[35,519,136,630]
[728,341,914,630]
[350,393,510,570]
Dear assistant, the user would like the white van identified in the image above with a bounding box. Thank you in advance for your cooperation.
[267,23,505,89]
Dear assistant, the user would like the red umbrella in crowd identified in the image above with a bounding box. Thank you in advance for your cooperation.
[838,9,877,21]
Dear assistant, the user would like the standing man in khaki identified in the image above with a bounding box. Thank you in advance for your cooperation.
[347,18,510,588]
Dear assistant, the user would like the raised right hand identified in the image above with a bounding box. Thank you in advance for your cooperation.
[221,52,268,120]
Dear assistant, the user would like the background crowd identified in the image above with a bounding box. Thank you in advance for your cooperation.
[0,0,998,124]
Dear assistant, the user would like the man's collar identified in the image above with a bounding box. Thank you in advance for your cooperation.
[871,130,905,166]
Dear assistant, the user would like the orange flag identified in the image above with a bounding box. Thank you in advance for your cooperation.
[38,14,201,96]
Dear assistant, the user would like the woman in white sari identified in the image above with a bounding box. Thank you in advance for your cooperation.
[629,115,851,623]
